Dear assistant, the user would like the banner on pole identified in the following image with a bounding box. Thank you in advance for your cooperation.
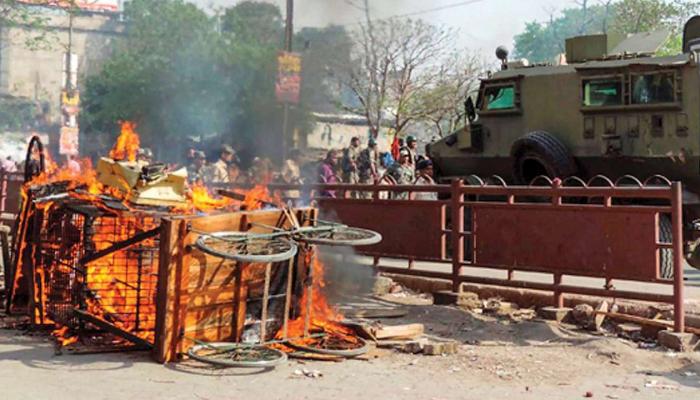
[275,51,302,104]
[59,126,79,155]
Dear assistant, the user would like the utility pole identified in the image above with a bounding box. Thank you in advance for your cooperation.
[281,0,293,162]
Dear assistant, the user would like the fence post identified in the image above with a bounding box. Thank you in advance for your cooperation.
[671,181,685,333]
[451,180,464,293]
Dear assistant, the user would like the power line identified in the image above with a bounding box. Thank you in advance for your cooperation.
[390,0,489,19]
[337,0,490,26]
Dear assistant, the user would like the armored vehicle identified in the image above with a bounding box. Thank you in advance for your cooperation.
[428,16,700,270]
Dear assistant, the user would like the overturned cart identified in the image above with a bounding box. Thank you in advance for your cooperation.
[6,184,381,365]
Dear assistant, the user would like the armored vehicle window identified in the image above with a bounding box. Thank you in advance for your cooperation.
[583,78,623,107]
[632,72,675,104]
[484,85,515,110]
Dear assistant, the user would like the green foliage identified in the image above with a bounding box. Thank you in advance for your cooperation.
[221,1,283,47]
[513,4,612,62]
[611,0,698,35]
[513,0,700,63]
[80,0,323,162]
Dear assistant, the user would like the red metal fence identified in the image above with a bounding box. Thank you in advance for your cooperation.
[266,178,685,332]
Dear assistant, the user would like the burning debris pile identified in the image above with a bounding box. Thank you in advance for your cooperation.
[3,123,380,365]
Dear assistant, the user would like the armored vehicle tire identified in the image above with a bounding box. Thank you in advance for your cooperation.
[511,131,577,184]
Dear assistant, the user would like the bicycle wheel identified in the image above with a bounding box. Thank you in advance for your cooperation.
[187,342,288,368]
[294,226,382,247]
[288,336,369,357]
[195,231,298,263]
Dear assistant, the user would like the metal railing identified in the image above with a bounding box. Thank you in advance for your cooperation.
[251,177,685,332]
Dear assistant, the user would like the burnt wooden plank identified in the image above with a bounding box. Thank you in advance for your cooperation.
[154,218,177,363]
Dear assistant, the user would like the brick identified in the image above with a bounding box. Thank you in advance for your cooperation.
[423,340,459,356]
[657,330,699,352]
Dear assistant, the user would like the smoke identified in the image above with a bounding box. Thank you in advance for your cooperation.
[319,244,376,304]
[194,0,417,27]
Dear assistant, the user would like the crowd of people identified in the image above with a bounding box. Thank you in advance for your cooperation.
[182,134,437,200]
[3,134,437,202]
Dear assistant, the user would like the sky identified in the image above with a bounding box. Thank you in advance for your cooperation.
[191,0,581,59]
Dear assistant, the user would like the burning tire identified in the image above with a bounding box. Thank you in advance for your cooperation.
[187,342,288,368]
[195,231,298,263]
[294,226,382,247]
[287,336,369,357]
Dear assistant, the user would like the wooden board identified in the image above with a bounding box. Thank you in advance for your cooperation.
[153,208,315,363]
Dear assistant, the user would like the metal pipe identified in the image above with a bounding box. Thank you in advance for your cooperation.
[671,182,685,333]
[260,263,272,342]
[451,180,464,292]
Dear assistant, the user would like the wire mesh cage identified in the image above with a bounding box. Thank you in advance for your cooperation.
[34,201,161,343]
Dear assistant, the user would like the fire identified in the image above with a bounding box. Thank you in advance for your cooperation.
[189,183,235,212]
[109,121,140,162]
[243,185,272,210]
[275,248,357,348]
[52,325,78,347]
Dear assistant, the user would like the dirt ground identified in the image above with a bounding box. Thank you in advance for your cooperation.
[1,301,699,400]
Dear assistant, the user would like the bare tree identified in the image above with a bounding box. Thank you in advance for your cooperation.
[340,16,456,138]
[413,52,483,137]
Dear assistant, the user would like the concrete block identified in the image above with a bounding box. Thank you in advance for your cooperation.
[657,330,699,352]
[423,341,459,355]
[538,306,572,323]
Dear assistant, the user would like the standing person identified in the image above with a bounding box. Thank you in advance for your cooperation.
[388,148,415,199]
[282,148,302,200]
[342,137,361,181]
[66,154,81,174]
[318,149,339,198]
[404,136,419,167]
[357,138,379,198]
[342,137,362,198]
[1,156,17,173]
[413,159,437,201]
[187,151,207,185]
[207,145,235,185]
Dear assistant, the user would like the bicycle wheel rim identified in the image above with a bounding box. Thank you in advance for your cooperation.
[195,231,298,263]
[294,227,382,247]
[287,337,369,357]
[187,342,288,368]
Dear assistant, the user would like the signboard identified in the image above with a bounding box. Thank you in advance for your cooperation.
[59,127,79,155]
[275,51,302,104]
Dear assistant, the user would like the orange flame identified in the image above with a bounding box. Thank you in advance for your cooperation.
[275,248,357,347]
[53,325,78,347]
[188,183,235,212]
[109,121,140,162]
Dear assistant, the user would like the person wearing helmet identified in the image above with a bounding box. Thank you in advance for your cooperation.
[413,158,436,201]
[388,148,415,199]
[187,150,207,185]
[207,144,235,184]
[404,135,419,167]
[358,138,379,198]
